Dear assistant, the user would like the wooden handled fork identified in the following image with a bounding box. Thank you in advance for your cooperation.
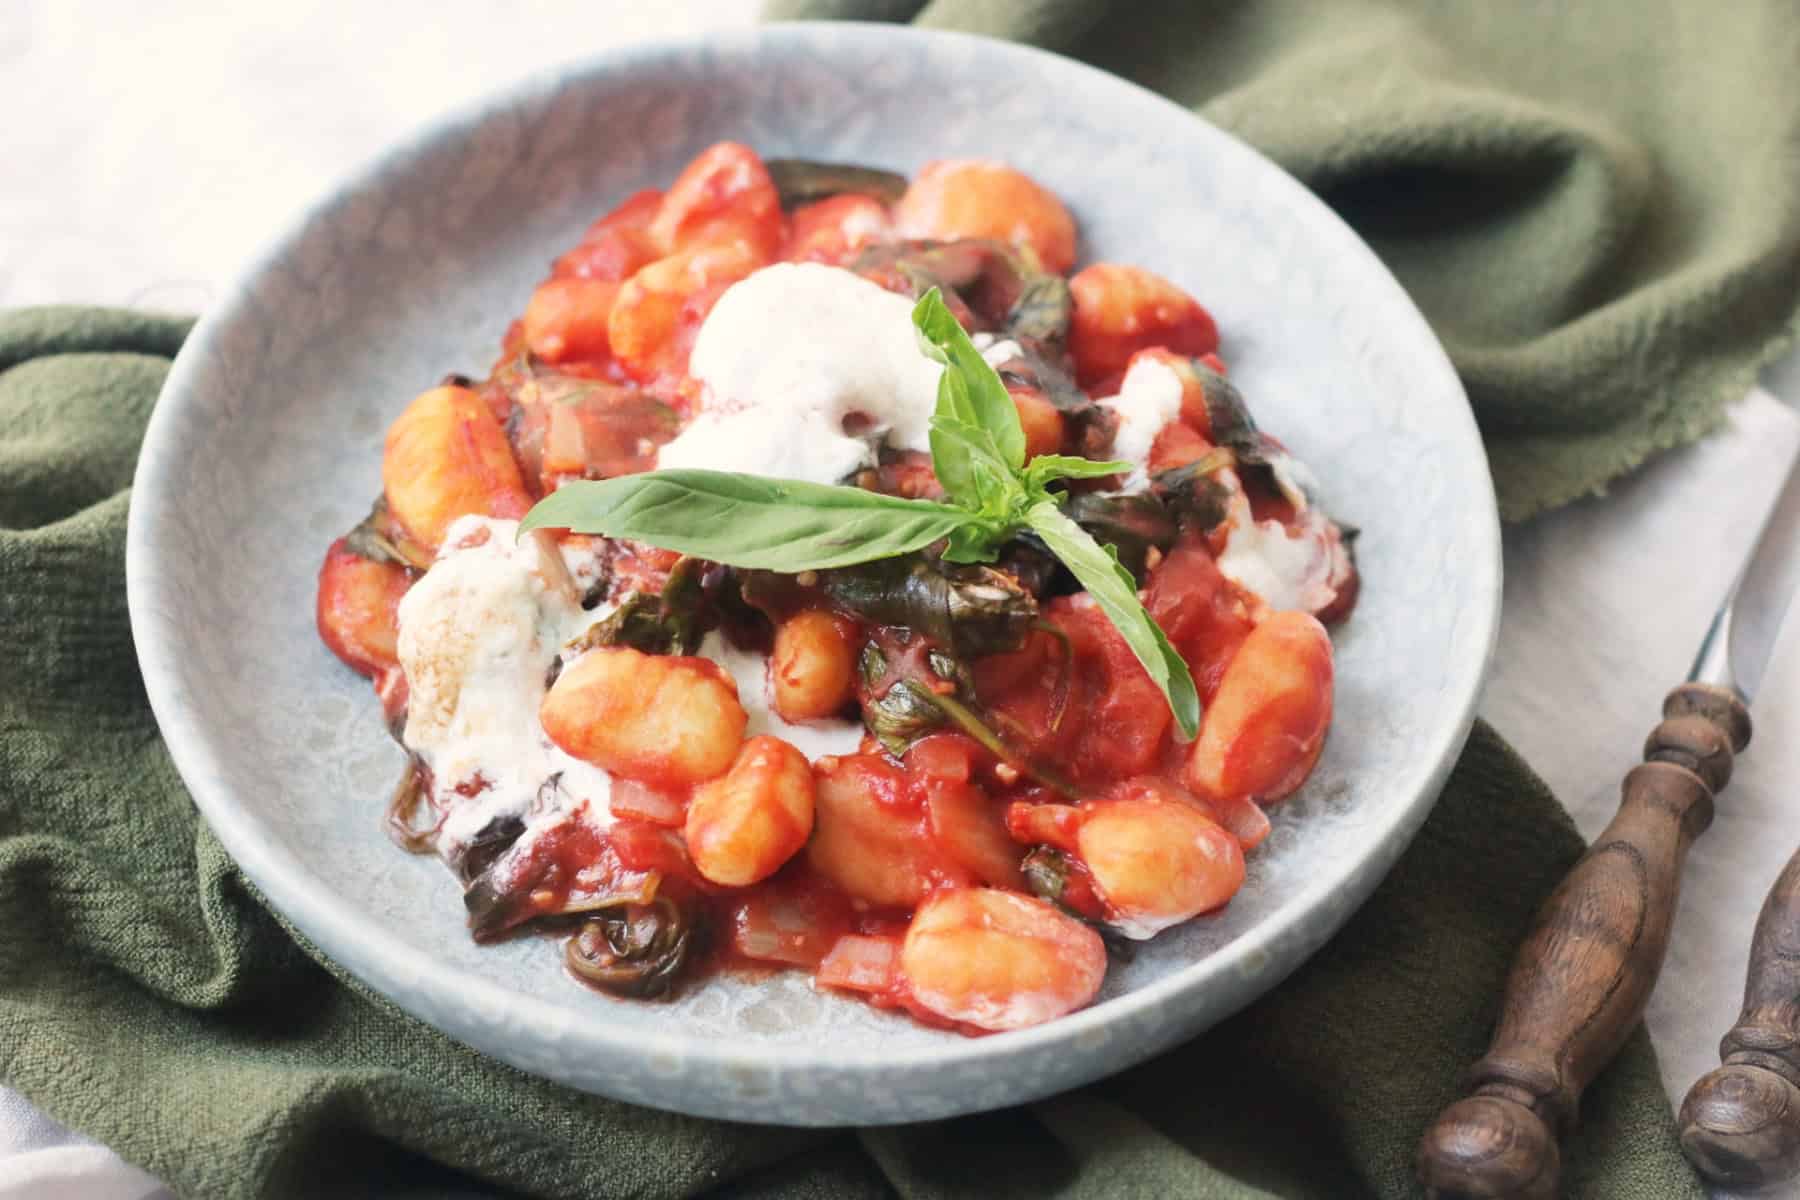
[1417,439,1800,1197]
[1678,846,1800,1189]
[1414,684,1751,1199]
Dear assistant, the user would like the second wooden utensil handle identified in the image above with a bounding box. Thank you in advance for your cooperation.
[1416,683,1752,1199]
[1678,846,1800,1188]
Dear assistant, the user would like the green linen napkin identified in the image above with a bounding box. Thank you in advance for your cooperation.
[774,0,1800,521]
[1,309,1710,1196]
[13,2,1800,1184]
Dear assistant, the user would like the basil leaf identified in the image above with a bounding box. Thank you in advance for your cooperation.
[1023,454,1133,493]
[765,158,909,208]
[824,557,1037,656]
[1024,499,1201,741]
[862,677,950,756]
[913,287,1026,471]
[1061,490,1177,584]
[521,470,974,571]
[941,522,1004,565]
[562,557,712,657]
[925,417,976,503]
[1005,272,1074,346]
[930,415,1022,520]
[1026,455,1132,479]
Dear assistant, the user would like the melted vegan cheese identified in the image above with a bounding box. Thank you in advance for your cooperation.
[658,263,945,484]
[396,516,864,862]
[973,335,1023,366]
[660,265,1189,500]
[396,516,615,853]
[1216,504,1328,614]
[397,518,615,852]
[1098,355,1185,490]
[1086,359,1346,616]
[1213,473,1352,616]
[396,270,1341,873]
[699,630,866,761]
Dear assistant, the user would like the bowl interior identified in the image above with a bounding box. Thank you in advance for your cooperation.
[128,24,1498,1124]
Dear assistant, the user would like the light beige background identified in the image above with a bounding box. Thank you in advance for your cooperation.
[4,1,1797,1196]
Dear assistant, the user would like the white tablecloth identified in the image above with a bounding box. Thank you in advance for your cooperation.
[7,2,1798,1195]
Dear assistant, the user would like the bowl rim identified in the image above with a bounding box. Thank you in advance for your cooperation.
[126,20,1501,1101]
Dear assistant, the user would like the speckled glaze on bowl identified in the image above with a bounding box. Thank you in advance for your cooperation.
[126,23,1500,1125]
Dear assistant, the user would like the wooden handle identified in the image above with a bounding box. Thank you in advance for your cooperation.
[1678,846,1800,1189]
[1417,683,1751,1199]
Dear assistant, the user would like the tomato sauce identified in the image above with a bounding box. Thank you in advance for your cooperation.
[316,141,1359,1034]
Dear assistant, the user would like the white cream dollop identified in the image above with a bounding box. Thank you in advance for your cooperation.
[395,516,613,852]
[1214,478,1353,616]
[1099,355,1185,489]
[974,335,1024,367]
[699,630,866,762]
[1085,360,1350,618]
[395,515,867,859]
[657,263,945,484]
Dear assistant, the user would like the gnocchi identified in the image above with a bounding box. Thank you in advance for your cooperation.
[770,609,857,722]
[540,645,747,787]
[894,159,1078,273]
[1186,610,1334,804]
[900,888,1106,1031]
[807,754,940,908]
[318,141,1357,1034]
[685,736,815,886]
[382,385,531,551]
[315,539,410,678]
[607,239,764,382]
[1006,780,1246,938]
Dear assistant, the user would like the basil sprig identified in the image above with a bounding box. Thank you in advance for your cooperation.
[521,471,971,570]
[520,288,1201,740]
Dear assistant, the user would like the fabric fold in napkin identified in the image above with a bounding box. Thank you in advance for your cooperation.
[0,307,1706,1198]
[770,0,1800,522]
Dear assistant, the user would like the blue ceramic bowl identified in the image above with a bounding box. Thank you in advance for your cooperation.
[127,23,1500,1124]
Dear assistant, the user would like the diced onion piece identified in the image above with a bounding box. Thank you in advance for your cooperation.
[607,820,699,884]
[730,879,850,968]
[817,934,900,994]
[733,903,821,966]
[609,779,686,828]
[543,403,589,476]
[733,917,796,964]
[1203,792,1271,851]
